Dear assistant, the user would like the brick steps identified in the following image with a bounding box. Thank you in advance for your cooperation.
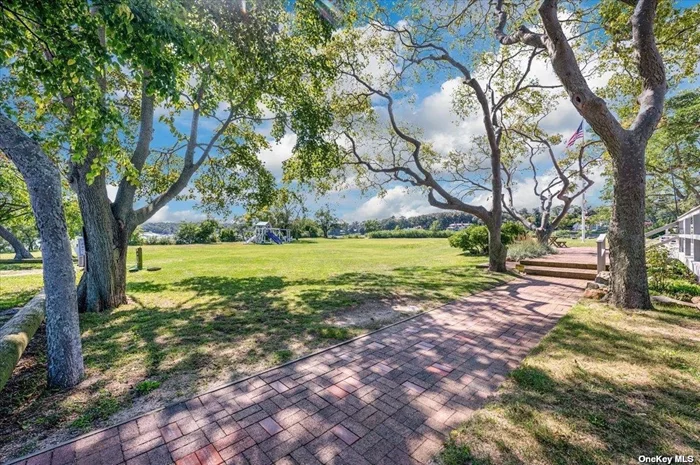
[519,259,608,271]
[521,265,598,281]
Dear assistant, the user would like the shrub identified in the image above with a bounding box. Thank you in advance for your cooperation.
[175,222,199,244]
[175,220,219,244]
[647,246,696,286]
[658,280,700,302]
[647,245,698,300]
[367,229,453,239]
[219,228,239,242]
[501,221,528,244]
[507,238,554,261]
[448,221,525,255]
[195,219,219,243]
[292,218,321,238]
[448,225,489,254]
[129,227,144,246]
[143,235,174,245]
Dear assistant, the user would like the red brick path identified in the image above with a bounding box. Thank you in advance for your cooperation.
[10,276,584,465]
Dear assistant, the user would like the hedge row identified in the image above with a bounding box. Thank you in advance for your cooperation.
[367,229,454,239]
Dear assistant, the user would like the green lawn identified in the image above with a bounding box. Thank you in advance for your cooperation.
[0,238,509,460]
[0,273,43,312]
[438,300,700,465]
[553,238,601,248]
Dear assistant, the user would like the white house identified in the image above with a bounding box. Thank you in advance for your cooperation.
[678,205,700,279]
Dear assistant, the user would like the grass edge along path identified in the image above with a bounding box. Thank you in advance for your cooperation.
[437,300,700,465]
[7,274,582,465]
[0,239,511,461]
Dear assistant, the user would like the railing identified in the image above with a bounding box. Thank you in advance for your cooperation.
[595,208,700,278]
[596,234,607,273]
[677,206,700,278]
[644,220,678,239]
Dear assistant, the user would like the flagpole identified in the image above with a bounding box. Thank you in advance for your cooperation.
[581,120,586,242]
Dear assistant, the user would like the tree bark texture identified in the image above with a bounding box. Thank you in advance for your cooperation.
[489,163,507,272]
[0,113,84,388]
[70,82,206,313]
[72,169,130,313]
[0,292,45,391]
[608,141,653,309]
[487,220,508,272]
[0,223,34,259]
[493,0,664,308]
[535,227,553,246]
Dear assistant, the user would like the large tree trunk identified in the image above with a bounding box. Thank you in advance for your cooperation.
[487,220,508,272]
[488,161,508,272]
[72,170,129,313]
[608,141,653,309]
[0,114,84,388]
[0,224,34,259]
[487,146,507,272]
[535,227,553,247]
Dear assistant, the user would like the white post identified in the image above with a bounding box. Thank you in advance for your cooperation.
[581,191,586,241]
[580,121,586,241]
[76,237,86,268]
[596,233,607,273]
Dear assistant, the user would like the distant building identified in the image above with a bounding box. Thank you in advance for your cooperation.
[447,223,470,231]
[143,232,174,239]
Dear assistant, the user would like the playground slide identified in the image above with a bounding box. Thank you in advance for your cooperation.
[245,235,257,244]
[266,230,283,244]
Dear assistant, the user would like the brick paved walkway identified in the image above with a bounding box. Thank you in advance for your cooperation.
[11,276,584,465]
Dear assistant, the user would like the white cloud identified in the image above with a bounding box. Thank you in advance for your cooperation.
[145,205,207,223]
[257,133,297,178]
[400,78,483,154]
[346,186,442,220]
[502,163,607,212]
[393,41,614,156]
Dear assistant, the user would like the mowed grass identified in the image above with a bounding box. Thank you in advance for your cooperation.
[1,251,48,314]
[0,273,44,312]
[0,238,509,461]
[438,300,700,465]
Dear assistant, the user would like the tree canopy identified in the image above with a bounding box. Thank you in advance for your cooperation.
[0,0,340,311]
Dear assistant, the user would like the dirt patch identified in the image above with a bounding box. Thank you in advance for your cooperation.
[325,296,427,328]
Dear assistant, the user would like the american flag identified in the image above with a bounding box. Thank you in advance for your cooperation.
[566,120,584,147]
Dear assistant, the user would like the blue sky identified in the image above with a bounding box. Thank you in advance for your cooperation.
[119,1,700,224]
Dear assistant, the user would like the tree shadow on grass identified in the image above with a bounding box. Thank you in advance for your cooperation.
[1,264,511,461]
[126,281,169,294]
[78,266,509,392]
[0,288,40,311]
[443,302,700,465]
[320,266,510,301]
[480,365,700,465]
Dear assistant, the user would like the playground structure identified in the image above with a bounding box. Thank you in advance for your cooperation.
[246,221,292,245]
